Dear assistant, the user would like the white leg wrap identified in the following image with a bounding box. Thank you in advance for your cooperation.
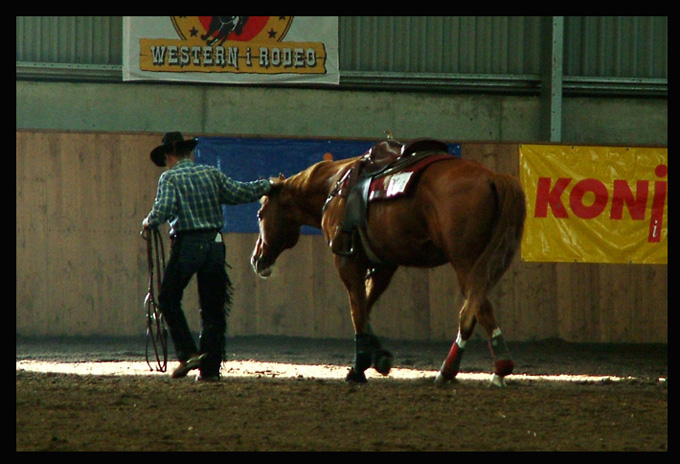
[455,332,467,349]
[434,372,447,385]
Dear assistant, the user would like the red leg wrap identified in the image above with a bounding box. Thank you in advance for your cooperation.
[494,359,515,376]
[489,334,514,376]
[440,342,465,380]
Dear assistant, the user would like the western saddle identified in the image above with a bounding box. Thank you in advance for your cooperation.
[330,135,450,257]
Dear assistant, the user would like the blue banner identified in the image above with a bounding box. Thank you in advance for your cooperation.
[194,136,460,234]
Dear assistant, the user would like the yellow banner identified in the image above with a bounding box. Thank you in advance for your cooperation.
[139,39,328,75]
[520,145,667,264]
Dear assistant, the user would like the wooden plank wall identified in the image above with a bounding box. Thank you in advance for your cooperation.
[16,130,667,343]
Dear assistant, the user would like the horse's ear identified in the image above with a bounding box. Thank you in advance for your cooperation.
[268,177,284,194]
[265,173,285,195]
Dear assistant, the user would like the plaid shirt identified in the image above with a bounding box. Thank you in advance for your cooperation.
[145,158,271,235]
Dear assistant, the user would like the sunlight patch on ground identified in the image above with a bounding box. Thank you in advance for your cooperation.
[16,359,652,384]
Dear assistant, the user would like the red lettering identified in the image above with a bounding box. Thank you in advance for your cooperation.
[610,180,648,220]
[569,179,608,219]
[533,164,666,236]
[534,177,570,218]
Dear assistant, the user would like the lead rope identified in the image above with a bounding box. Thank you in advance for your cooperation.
[141,228,168,372]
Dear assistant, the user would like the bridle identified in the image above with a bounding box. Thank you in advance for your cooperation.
[140,228,169,372]
[252,193,302,276]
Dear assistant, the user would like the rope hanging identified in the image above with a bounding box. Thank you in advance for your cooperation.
[141,228,168,372]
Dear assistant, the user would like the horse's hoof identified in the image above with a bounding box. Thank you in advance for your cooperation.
[372,349,393,375]
[488,373,507,388]
[434,372,447,385]
[345,368,368,384]
[434,371,458,385]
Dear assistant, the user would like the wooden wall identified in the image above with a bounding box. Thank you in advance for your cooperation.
[16,130,667,343]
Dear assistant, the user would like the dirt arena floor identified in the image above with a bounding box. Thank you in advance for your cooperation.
[16,335,667,452]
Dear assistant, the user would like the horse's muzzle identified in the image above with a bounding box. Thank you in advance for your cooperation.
[251,257,273,278]
[251,237,274,278]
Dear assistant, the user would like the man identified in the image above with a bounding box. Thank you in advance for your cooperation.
[142,132,274,381]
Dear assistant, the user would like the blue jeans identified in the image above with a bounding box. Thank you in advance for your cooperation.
[158,230,230,377]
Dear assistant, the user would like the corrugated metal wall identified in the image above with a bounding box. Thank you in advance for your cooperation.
[16,16,122,64]
[564,16,667,78]
[340,16,542,74]
[16,16,667,94]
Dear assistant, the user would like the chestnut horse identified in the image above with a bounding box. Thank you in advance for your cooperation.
[251,147,526,387]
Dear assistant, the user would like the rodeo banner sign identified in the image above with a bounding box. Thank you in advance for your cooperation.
[520,144,667,265]
[123,16,339,85]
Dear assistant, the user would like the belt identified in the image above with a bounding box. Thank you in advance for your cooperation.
[172,229,222,242]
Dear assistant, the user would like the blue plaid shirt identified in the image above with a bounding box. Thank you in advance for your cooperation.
[145,158,271,235]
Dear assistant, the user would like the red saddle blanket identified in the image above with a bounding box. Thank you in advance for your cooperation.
[367,153,453,201]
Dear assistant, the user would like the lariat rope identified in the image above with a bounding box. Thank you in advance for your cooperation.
[141,228,168,372]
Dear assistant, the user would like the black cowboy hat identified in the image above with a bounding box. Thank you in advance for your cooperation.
[150,132,199,167]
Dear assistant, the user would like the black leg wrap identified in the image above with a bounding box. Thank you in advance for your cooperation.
[353,333,376,373]
[372,349,394,375]
[345,367,368,383]
[346,333,393,381]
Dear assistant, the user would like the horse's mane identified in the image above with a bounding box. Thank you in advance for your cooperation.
[272,157,358,228]
[284,157,357,196]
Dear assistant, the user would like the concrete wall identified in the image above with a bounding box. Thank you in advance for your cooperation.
[16,81,667,146]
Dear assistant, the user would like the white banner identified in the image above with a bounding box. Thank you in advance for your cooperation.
[123,16,339,85]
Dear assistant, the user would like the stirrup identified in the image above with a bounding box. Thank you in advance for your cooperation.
[331,231,355,256]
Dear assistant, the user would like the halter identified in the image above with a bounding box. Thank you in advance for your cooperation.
[141,228,169,372]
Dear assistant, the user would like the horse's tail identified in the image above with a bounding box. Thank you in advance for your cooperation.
[466,173,526,305]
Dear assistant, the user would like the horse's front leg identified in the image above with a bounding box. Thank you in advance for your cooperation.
[346,288,376,383]
[336,255,370,382]
[363,266,397,377]
[336,257,393,383]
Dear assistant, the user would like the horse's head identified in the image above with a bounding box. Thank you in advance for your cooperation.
[250,176,302,278]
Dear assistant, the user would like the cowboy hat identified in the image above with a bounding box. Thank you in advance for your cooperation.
[150,132,199,167]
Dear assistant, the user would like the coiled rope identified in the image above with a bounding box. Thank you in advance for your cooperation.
[141,228,168,372]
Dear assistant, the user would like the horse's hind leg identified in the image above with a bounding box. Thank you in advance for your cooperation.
[435,294,514,387]
[475,297,515,387]
[435,298,474,384]
[478,299,514,387]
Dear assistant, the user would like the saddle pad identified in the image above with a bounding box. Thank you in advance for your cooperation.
[368,154,453,201]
